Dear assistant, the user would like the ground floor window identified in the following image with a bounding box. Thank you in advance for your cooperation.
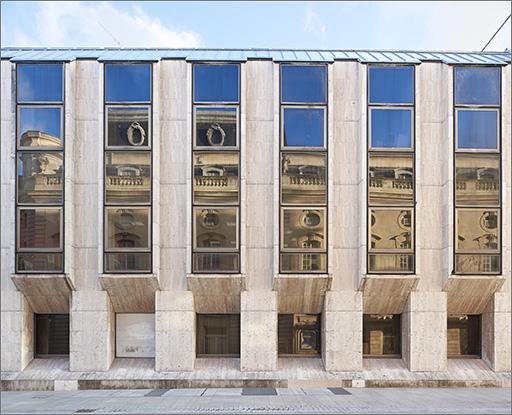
[363,314,401,357]
[35,314,69,356]
[196,314,240,356]
[115,313,155,358]
[278,314,321,355]
[447,315,481,357]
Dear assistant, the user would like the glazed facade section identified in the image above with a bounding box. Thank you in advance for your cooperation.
[0,52,510,381]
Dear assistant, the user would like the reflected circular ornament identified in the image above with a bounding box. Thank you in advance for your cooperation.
[398,210,411,229]
[301,211,321,229]
[201,210,219,229]
[127,122,146,146]
[114,210,135,230]
[480,211,497,230]
[206,123,226,146]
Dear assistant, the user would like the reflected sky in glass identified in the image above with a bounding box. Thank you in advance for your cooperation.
[283,108,324,147]
[371,108,412,148]
[17,64,63,102]
[194,64,239,103]
[457,110,498,149]
[105,64,151,102]
[281,65,327,103]
[455,67,500,106]
[369,66,414,104]
[19,107,62,141]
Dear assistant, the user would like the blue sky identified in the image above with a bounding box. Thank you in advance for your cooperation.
[1,1,510,51]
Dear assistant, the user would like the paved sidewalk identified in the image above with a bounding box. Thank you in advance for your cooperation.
[1,388,511,414]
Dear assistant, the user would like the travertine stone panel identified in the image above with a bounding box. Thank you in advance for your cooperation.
[444,275,505,314]
[323,291,362,371]
[274,275,332,314]
[240,291,277,371]
[70,291,114,371]
[11,275,72,313]
[155,291,195,371]
[99,275,159,312]
[361,275,419,314]
[482,292,511,372]
[403,291,447,372]
[187,275,246,313]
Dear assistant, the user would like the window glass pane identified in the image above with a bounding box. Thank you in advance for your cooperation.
[455,154,499,206]
[105,207,150,249]
[455,67,500,106]
[18,208,61,249]
[194,207,237,250]
[195,107,237,147]
[456,209,499,252]
[17,253,63,272]
[368,154,413,205]
[455,254,500,274]
[278,314,321,354]
[193,253,239,273]
[447,315,481,356]
[116,314,155,357]
[457,110,498,149]
[283,108,325,147]
[368,253,414,273]
[18,64,63,102]
[107,107,150,148]
[105,64,151,102]
[193,152,239,204]
[105,252,151,272]
[196,314,240,355]
[281,153,326,205]
[105,152,151,204]
[370,108,412,148]
[35,314,69,355]
[282,209,325,250]
[281,65,327,103]
[369,208,413,251]
[280,253,326,273]
[17,152,63,204]
[194,64,239,103]
[18,107,62,147]
[369,66,414,104]
[363,314,401,356]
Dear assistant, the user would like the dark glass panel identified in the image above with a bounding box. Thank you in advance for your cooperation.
[369,66,414,104]
[194,64,239,103]
[193,253,239,273]
[194,207,237,250]
[18,208,61,249]
[455,254,500,274]
[370,108,412,148]
[368,253,414,273]
[369,208,413,251]
[281,65,327,103]
[447,315,481,356]
[278,314,320,354]
[457,110,498,149]
[105,152,151,204]
[281,153,326,205]
[455,67,500,106]
[17,253,63,272]
[104,252,151,272]
[18,107,62,147]
[282,209,325,250]
[105,64,151,102]
[368,153,413,205]
[106,107,150,148]
[363,314,401,356]
[35,314,69,355]
[17,152,63,204]
[455,154,499,206]
[283,108,325,147]
[280,253,326,273]
[195,107,237,147]
[193,152,239,204]
[18,64,63,102]
[278,314,294,354]
[456,209,499,252]
[105,207,150,249]
[196,314,240,355]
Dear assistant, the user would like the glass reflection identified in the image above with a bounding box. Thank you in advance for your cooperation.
[368,254,413,273]
[196,314,240,356]
[35,314,70,355]
[18,107,62,147]
[455,154,499,206]
[447,314,481,356]
[194,64,239,103]
[194,207,238,250]
[18,208,61,249]
[107,107,150,148]
[363,314,401,356]
[368,154,413,205]
[370,108,412,148]
[17,153,63,204]
[17,253,63,272]
[369,208,413,251]
[193,152,239,204]
[105,152,151,204]
[455,67,500,106]
[455,254,500,274]
[457,110,498,149]
[278,314,321,355]
[369,66,414,104]
[280,253,326,272]
[195,107,237,147]
[282,209,325,250]
[105,64,151,102]
[281,153,326,205]
[283,108,325,147]
[193,253,239,273]
[456,209,499,252]
[104,252,151,272]
[18,64,63,102]
[281,65,327,104]
[105,207,150,249]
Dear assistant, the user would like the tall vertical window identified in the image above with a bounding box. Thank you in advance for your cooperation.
[16,64,64,272]
[104,63,152,273]
[367,66,415,273]
[454,67,501,274]
[192,64,240,273]
[280,64,327,273]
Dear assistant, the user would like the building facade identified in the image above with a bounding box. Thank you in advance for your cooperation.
[1,48,511,389]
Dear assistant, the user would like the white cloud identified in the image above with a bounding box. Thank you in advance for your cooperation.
[304,3,326,35]
[9,1,201,47]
